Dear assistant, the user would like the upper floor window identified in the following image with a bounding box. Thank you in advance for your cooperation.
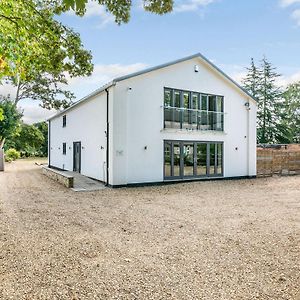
[164,88,224,131]
[63,115,66,127]
[63,143,67,155]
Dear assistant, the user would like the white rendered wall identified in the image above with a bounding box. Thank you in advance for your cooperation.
[49,92,108,181]
[111,57,257,185]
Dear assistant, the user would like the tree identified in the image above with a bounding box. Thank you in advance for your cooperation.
[0,99,22,148]
[35,121,48,156]
[258,57,282,143]
[0,108,3,121]
[281,82,300,143]
[63,0,174,24]
[13,123,45,156]
[242,58,261,100]
[243,57,284,144]
[0,0,93,109]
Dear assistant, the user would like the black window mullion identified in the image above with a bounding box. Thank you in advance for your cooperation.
[194,142,197,176]
[206,143,210,176]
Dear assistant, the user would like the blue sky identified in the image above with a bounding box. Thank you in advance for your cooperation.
[7,0,300,123]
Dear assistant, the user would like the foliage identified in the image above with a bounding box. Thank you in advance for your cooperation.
[63,0,174,24]
[0,0,93,109]
[242,57,285,144]
[10,123,46,157]
[5,148,20,162]
[0,107,3,121]
[35,122,48,156]
[0,98,22,148]
[281,82,300,143]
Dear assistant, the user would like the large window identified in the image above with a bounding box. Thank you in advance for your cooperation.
[164,141,223,179]
[164,88,224,131]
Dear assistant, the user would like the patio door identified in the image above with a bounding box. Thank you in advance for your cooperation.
[164,141,223,180]
[73,141,81,173]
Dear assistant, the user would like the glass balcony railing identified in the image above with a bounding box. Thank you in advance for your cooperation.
[164,106,224,131]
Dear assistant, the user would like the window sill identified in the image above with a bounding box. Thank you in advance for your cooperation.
[161,128,227,135]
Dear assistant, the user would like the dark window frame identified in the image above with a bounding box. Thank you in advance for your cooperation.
[163,140,224,180]
[62,115,66,128]
[62,142,67,155]
[163,87,224,131]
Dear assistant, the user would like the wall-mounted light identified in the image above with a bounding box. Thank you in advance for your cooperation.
[194,65,199,73]
[127,87,132,91]
[144,146,148,150]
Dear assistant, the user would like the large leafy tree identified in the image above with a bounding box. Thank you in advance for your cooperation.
[0,0,93,109]
[13,123,45,156]
[281,82,300,143]
[0,99,22,148]
[63,0,174,24]
[35,121,48,156]
[243,57,285,144]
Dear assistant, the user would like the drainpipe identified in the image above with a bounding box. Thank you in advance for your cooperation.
[48,120,51,168]
[105,88,109,186]
[246,100,250,177]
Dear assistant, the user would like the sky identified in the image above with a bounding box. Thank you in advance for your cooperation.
[3,0,300,123]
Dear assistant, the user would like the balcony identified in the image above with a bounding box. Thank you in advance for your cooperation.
[164,106,224,131]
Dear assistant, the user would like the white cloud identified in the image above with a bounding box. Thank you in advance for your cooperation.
[0,63,147,124]
[276,71,300,86]
[19,102,56,125]
[67,62,148,97]
[280,0,300,7]
[291,8,300,25]
[279,0,300,26]
[66,1,114,28]
[0,83,17,99]
[174,0,216,13]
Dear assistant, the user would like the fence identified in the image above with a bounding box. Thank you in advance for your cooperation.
[257,148,300,177]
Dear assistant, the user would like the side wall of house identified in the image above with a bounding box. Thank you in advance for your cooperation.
[110,57,257,185]
[49,91,108,181]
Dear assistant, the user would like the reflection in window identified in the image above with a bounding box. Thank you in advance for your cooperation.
[163,88,224,132]
[197,143,207,176]
[164,142,171,177]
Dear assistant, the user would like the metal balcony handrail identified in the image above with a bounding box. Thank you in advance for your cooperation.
[163,105,226,114]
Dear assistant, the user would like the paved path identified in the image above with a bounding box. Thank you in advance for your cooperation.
[64,171,106,192]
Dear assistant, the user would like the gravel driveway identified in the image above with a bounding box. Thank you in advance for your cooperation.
[0,159,299,300]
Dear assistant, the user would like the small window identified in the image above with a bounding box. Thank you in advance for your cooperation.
[63,115,66,127]
[63,143,66,155]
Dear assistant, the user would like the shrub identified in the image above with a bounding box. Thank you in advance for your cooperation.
[5,148,21,162]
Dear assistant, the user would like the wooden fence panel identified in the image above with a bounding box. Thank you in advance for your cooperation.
[257,149,300,177]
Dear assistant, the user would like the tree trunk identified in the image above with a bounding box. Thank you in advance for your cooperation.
[0,147,4,172]
[15,78,21,106]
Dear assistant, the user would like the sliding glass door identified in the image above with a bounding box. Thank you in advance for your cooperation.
[164,141,223,180]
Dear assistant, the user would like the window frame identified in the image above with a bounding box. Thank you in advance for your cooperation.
[163,140,224,180]
[163,87,224,131]
[62,115,66,128]
[62,142,67,155]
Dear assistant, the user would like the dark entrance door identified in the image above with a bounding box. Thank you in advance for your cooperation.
[73,142,81,173]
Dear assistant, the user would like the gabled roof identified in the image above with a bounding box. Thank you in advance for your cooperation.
[48,52,256,121]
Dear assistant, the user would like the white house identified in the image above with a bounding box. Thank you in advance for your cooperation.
[48,53,257,187]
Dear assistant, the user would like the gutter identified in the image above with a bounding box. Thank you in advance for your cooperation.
[105,88,109,186]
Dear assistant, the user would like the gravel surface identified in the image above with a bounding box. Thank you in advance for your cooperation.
[0,159,300,300]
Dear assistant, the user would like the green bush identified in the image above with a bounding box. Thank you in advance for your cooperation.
[5,148,21,162]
